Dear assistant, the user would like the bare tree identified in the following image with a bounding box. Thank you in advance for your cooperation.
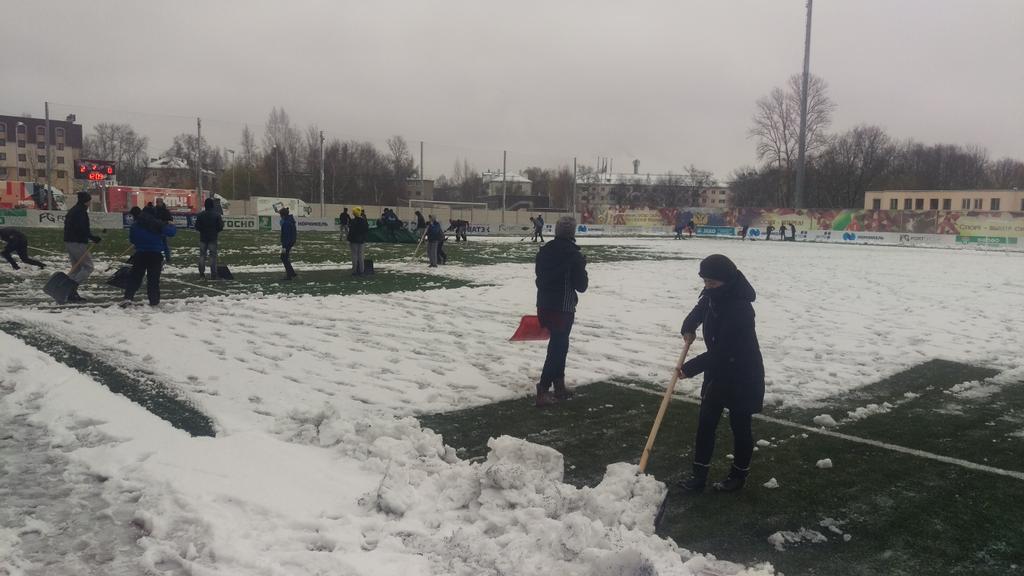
[749,73,836,206]
[811,125,894,208]
[989,158,1024,189]
[83,123,150,185]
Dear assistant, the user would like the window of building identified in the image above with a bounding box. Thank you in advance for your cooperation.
[57,143,64,151]
[36,169,45,178]
[929,199,939,210]
[1021,199,1024,211]
[889,198,898,210]
[942,199,951,210]
[915,198,924,210]
[872,199,881,210]
[16,124,25,134]
[0,123,5,133]
[37,155,45,163]
[904,198,913,210]
[35,126,44,137]
[56,127,65,138]
[961,198,970,209]
[0,167,6,177]
[0,139,5,146]
[991,198,1001,211]
[17,154,26,162]
[36,142,44,149]
[57,156,64,164]
[0,152,5,161]
[973,198,983,209]
[57,170,66,179]
[18,168,26,177]
[18,140,26,148]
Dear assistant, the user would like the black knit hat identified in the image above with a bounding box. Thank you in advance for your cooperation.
[698,254,738,282]
[76,191,92,204]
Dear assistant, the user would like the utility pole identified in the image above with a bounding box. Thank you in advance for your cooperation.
[226,149,235,201]
[794,0,814,209]
[45,102,53,210]
[197,117,203,202]
[419,140,424,205]
[274,145,280,196]
[502,150,507,224]
[319,130,325,218]
[572,157,577,215]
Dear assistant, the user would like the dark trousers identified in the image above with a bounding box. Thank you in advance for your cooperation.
[438,238,447,264]
[281,245,296,278]
[693,398,754,475]
[2,242,44,269]
[125,251,164,305]
[538,309,574,390]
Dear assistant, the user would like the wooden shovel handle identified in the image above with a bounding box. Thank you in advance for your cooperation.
[638,340,691,473]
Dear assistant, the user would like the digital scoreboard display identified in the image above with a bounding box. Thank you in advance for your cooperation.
[74,160,116,181]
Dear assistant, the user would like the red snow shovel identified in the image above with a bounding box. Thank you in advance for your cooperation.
[509,315,550,341]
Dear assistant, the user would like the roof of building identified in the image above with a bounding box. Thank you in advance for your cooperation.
[482,171,531,184]
[866,189,1022,194]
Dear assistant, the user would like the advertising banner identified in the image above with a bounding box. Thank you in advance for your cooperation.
[269,217,335,231]
[223,216,259,231]
[697,225,737,237]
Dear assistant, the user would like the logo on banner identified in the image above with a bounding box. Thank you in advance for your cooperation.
[468,225,490,234]
[842,232,857,241]
[749,229,761,237]
[225,218,256,229]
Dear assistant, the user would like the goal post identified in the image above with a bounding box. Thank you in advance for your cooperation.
[407,199,489,222]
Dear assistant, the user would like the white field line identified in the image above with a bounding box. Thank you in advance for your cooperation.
[622,383,1024,482]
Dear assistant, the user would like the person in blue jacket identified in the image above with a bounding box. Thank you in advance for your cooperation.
[280,207,298,280]
[123,206,177,306]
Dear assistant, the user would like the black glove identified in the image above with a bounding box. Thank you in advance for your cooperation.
[90,235,102,244]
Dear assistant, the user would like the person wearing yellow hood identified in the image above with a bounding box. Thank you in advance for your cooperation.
[346,206,370,276]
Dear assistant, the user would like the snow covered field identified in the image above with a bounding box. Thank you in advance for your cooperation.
[1,237,1022,575]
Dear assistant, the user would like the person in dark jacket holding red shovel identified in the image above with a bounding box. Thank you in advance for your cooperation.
[676,254,765,492]
[533,216,588,406]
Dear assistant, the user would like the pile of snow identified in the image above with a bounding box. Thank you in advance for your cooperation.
[763,478,780,489]
[846,402,894,421]
[766,528,828,552]
[816,459,834,470]
[947,380,1004,400]
[812,414,838,428]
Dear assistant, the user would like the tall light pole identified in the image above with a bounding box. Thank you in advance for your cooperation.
[16,122,26,195]
[226,149,235,200]
[319,130,325,218]
[794,0,814,209]
[273,144,280,196]
[45,102,52,210]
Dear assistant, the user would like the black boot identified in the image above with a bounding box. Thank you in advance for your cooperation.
[553,378,574,400]
[676,463,710,493]
[535,382,557,407]
[713,465,748,492]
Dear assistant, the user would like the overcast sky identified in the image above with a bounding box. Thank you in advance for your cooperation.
[7,0,1022,181]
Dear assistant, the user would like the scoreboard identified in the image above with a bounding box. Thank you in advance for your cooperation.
[74,160,116,181]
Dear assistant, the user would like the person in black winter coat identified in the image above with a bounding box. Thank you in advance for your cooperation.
[676,254,765,492]
[347,207,370,275]
[194,198,225,279]
[533,216,588,406]
[63,191,102,302]
[154,198,173,262]
[339,208,351,240]
[1,228,45,270]
[279,207,298,280]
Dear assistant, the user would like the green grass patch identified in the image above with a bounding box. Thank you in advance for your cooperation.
[0,321,216,437]
[12,228,693,268]
[421,372,1024,576]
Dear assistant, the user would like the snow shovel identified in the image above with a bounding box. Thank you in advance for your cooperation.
[638,340,691,526]
[43,245,93,304]
[106,266,133,290]
[517,227,534,242]
[216,265,234,280]
[412,231,426,259]
[509,315,550,341]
